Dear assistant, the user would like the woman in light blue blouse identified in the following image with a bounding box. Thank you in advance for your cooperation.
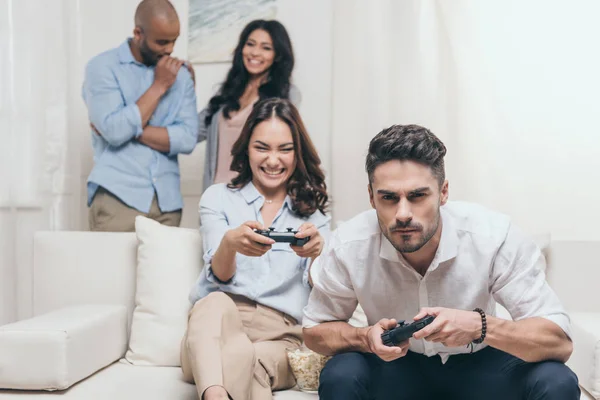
[182,98,330,400]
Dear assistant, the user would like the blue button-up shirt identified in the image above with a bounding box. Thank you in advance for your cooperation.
[189,183,331,323]
[82,39,198,213]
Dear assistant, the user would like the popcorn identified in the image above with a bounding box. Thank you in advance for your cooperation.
[286,347,331,392]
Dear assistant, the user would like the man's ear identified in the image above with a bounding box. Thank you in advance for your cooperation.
[133,26,143,42]
[368,183,375,209]
[440,180,449,206]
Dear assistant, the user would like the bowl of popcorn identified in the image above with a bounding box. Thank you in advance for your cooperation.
[286,346,331,393]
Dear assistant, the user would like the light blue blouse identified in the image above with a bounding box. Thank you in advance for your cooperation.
[189,182,331,323]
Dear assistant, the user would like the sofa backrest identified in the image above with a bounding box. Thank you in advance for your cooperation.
[33,231,138,332]
[545,240,599,314]
[31,231,597,332]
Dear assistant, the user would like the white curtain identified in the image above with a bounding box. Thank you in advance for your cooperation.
[331,0,600,240]
[0,0,84,325]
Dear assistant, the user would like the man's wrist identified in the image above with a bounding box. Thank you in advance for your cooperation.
[359,326,373,353]
[151,81,168,97]
[472,311,483,341]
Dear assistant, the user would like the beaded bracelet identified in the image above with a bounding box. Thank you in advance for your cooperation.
[472,307,487,344]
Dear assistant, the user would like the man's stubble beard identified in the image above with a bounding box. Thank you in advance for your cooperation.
[139,39,160,66]
[381,209,441,254]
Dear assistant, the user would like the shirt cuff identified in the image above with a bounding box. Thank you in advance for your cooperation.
[203,249,235,285]
[166,124,195,156]
[206,266,233,284]
[302,312,321,329]
[131,105,143,138]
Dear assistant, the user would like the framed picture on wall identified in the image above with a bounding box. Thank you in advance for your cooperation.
[188,0,278,64]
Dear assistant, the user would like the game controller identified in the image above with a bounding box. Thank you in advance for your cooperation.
[253,227,310,246]
[381,315,435,346]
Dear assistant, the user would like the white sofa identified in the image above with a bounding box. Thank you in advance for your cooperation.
[0,231,598,399]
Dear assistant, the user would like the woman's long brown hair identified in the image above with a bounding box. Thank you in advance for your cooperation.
[228,98,329,217]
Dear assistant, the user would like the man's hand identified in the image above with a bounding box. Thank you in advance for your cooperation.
[412,307,481,347]
[225,221,275,257]
[290,223,324,259]
[366,318,410,362]
[153,56,184,93]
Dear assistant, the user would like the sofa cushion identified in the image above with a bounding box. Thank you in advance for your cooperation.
[0,361,319,400]
[32,231,138,327]
[568,312,600,399]
[125,217,202,367]
[0,305,127,391]
[0,362,197,399]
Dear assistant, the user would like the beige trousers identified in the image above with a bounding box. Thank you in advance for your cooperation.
[181,292,303,400]
[88,187,181,232]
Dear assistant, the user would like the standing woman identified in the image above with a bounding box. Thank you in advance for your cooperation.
[198,19,299,191]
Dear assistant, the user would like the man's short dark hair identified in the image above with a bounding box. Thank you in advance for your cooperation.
[366,124,447,186]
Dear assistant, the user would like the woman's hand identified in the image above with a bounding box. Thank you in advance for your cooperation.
[225,221,274,257]
[290,222,324,259]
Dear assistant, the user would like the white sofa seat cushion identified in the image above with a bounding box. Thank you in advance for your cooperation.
[0,362,198,400]
[125,217,203,367]
[0,361,318,400]
[568,312,600,399]
[0,305,127,391]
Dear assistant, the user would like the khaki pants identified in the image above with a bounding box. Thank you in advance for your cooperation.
[88,187,181,232]
[181,292,303,400]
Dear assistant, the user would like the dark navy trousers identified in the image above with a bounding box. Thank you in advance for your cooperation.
[319,347,580,400]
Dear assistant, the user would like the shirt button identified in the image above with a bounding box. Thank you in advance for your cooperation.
[153,178,157,183]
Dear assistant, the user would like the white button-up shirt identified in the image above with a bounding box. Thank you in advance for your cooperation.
[303,201,570,362]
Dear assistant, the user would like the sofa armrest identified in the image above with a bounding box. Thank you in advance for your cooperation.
[568,312,600,399]
[0,305,127,391]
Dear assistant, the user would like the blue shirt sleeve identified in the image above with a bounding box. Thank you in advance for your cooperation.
[167,72,199,156]
[82,59,143,147]
[199,185,253,286]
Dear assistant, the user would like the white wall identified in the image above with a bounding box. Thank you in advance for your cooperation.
[437,1,600,241]
[0,0,333,325]
[330,0,600,241]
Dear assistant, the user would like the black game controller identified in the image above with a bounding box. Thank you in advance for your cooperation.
[381,315,435,346]
[253,227,310,246]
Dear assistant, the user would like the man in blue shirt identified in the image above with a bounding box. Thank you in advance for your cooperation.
[83,0,198,231]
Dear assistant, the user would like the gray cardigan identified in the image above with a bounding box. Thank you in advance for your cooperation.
[197,86,301,191]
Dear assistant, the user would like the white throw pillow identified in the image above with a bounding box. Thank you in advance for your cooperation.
[125,216,202,366]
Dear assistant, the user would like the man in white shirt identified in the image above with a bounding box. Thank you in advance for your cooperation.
[302,125,579,399]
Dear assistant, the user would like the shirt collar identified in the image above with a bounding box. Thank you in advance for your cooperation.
[379,233,401,262]
[378,206,459,265]
[239,181,293,210]
[435,207,459,265]
[118,39,142,65]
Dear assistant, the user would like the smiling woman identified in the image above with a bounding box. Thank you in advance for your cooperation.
[196,19,300,192]
[229,97,327,217]
[181,98,331,400]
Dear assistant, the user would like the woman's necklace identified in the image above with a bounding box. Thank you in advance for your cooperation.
[265,199,273,204]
